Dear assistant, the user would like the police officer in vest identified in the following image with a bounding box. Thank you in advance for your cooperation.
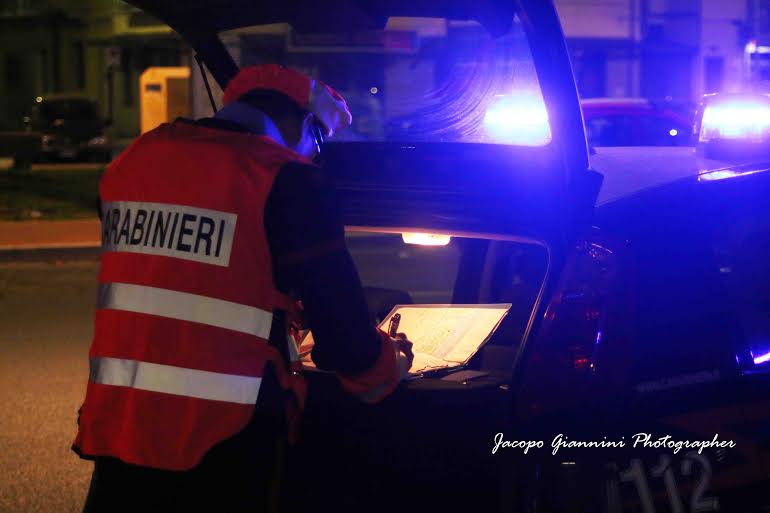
[74,64,414,512]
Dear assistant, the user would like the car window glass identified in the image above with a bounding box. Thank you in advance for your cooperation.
[479,240,549,346]
[346,231,461,306]
[38,100,98,121]
[637,114,689,146]
[222,15,550,146]
[585,115,635,146]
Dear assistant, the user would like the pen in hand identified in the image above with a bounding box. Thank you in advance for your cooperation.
[387,313,401,337]
[387,313,414,368]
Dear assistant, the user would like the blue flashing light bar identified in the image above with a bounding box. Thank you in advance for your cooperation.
[700,96,770,143]
[697,168,766,182]
[483,94,552,146]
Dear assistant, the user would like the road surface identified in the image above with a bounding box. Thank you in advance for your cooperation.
[0,259,97,513]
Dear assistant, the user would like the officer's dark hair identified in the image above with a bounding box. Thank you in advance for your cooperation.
[235,88,307,127]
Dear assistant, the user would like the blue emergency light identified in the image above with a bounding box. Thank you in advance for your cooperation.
[696,93,770,160]
[700,97,770,142]
[483,93,552,146]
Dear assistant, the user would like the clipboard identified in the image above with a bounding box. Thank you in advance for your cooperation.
[377,303,511,375]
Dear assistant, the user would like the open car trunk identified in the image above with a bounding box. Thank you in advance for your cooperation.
[125,1,602,511]
[126,0,599,236]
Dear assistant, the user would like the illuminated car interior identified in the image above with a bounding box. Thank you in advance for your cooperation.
[345,228,549,361]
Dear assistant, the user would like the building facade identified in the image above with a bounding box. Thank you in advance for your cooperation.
[554,0,769,102]
[0,0,185,136]
[1,1,767,137]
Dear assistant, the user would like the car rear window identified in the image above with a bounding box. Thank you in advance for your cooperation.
[220,15,550,146]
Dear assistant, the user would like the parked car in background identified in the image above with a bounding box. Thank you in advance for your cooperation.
[582,97,694,147]
[24,95,112,162]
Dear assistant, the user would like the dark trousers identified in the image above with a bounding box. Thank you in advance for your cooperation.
[82,372,288,513]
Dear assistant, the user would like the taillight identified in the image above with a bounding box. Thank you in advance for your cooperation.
[543,240,615,371]
[517,233,625,419]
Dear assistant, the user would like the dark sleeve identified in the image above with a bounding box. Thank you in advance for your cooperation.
[264,162,381,375]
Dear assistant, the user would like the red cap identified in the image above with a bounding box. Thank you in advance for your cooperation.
[222,64,352,136]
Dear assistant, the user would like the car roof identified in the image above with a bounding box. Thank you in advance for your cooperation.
[591,146,765,206]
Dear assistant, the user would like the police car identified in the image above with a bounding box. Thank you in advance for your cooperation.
[127,1,770,512]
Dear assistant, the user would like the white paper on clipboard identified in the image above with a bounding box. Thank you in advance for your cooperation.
[378,304,511,374]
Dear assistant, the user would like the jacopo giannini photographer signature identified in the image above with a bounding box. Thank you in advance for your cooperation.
[492,433,736,455]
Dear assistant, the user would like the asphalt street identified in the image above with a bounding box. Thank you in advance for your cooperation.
[0,259,98,513]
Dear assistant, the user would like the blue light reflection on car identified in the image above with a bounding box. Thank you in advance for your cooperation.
[483,94,552,146]
[753,351,770,365]
[697,168,766,182]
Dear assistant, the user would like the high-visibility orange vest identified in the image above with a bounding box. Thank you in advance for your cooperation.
[73,121,306,471]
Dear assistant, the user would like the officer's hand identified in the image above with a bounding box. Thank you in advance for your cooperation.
[394,333,414,365]
[392,333,414,375]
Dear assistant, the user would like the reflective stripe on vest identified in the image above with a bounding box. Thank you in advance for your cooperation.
[90,357,261,404]
[98,282,273,338]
